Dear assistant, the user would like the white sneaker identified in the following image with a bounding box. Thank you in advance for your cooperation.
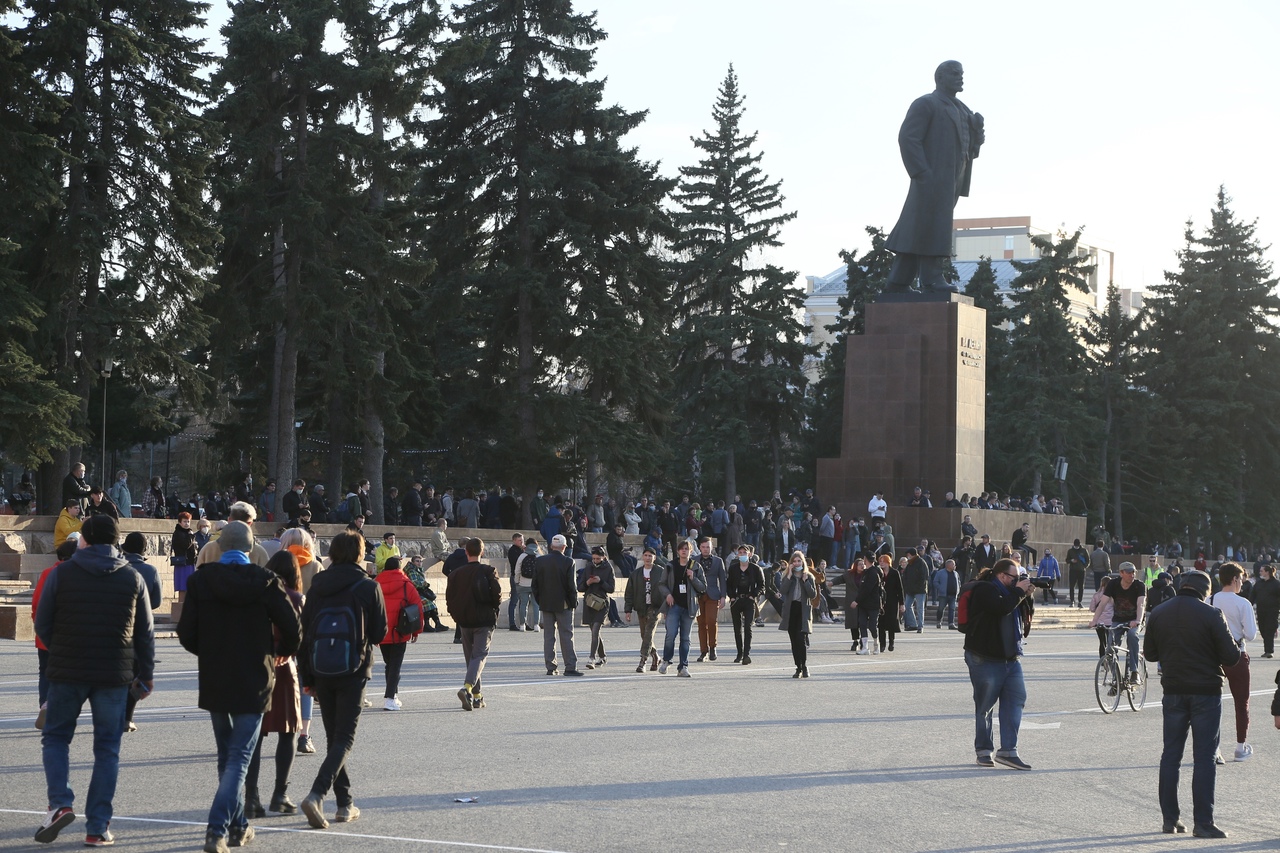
[870,646,880,655]
[383,697,401,711]
[585,657,597,670]
[677,666,691,678]
[1235,743,1254,761]
[658,660,669,674]
[856,647,870,655]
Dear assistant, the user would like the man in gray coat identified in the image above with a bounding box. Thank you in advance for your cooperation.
[531,534,582,676]
[885,60,984,293]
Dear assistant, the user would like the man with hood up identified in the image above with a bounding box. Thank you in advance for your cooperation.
[179,520,301,853]
[34,514,154,847]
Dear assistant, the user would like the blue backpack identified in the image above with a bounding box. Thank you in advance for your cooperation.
[309,580,367,677]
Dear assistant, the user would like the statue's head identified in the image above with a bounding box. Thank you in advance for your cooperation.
[935,60,964,94]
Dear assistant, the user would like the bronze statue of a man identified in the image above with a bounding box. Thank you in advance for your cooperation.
[884,61,984,293]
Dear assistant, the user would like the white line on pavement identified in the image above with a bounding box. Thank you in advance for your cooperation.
[0,809,577,853]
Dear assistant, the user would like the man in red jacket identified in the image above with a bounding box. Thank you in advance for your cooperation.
[446,538,502,710]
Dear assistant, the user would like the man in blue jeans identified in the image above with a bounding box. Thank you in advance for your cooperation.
[962,557,1033,770]
[1143,570,1240,838]
[35,515,154,847]
[179,521,301,853]
[658,540,706,677]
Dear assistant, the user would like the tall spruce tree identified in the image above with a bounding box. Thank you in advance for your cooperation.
[421,0,674,520]
[17,0,217,504]
[1082,281,1145,542]
[802,227,892,475]
[990,231,1094,505]
[0,6,81,467]
[1140,188,1280,549]
[671,65,800,502]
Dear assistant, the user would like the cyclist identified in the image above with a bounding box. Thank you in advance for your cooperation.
[1089,561,1146,686]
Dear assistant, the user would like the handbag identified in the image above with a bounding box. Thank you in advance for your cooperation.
[397,581,422,638]
[584,591,609,611]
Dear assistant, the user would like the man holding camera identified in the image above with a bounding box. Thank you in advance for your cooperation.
[963,557,1033,770]
[658,540,707,677]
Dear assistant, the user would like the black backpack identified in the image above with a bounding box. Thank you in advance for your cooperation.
[308,579,367,677]
[396,581,422,637]
[519,552,536,579]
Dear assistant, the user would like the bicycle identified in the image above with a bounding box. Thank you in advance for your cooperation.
[1095,624,1148,713]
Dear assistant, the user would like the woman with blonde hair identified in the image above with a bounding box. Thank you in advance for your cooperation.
[279,527,322,593]
[778,551,817,678]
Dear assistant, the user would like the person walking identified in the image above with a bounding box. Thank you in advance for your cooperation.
[243,550,306,817]
[375,557,424,711]
[1065,538,1089,607]
[446,538,502,709]
[694,538,726,662]
[34,515,155,847]
[963,558,1033,771]
[1211,563,1257,761]
[578,547,615,669]
[727,545,764,665]
[1255,564,1280,658]
[855,556,885,655]
[658,540,706,677]
[119,533,162,733]
[1144,570,1240,838]
[532,534,581,675]
[879,557,906,653]
[624,547,664,672]
[297,532,387,830]
[779,552,817,678]
[177,521,301,853]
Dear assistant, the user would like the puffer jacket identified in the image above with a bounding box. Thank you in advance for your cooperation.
[1143,589,1241,695]
[376,567,423,643]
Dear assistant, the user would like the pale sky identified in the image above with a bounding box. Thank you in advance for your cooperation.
[196,0,1280,294]
[589,0,1280,292]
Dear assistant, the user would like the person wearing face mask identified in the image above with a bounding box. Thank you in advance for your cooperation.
[578,547,616,668]
[727,545,764,664]
[622,502,641,536]
[530,489,548,528]
[695,538,727,662]
[624,547,664,672]
[283,479,309,525]
[779,552,818,678]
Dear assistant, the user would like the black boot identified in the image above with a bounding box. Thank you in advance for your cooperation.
[245,787,266,819]
[269,784,297,814]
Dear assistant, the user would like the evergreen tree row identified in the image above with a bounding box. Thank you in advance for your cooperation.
[0,0,812,519]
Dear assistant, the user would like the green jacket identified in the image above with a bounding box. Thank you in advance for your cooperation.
[624,566,664,618]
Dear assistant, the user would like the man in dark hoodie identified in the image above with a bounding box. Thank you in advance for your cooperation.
[34,514,154,847]
[179,520,301,853]
[120,532,161,733]
[446,538,502,709]
[1144,570,1240,838]
[297,532,387,831]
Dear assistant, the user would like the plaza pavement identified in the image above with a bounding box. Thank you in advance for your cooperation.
[1,622,1278,852]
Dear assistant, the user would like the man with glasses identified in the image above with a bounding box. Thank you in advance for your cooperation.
[963,558,1033,770]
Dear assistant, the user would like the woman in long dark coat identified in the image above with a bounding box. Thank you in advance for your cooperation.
[879,555,907,653]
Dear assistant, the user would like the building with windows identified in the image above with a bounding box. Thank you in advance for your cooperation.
[804,217,1123,366]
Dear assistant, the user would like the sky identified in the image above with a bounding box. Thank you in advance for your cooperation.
[584,0,1280,292]
[194,0,1280,296]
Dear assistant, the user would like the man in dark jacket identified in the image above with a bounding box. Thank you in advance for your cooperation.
[446,538,502,709]
[296,532,387,831]
[60,462,92,516]
[727,545,765,664]
[901,548,930,632]
[401,482,425,527]
[121,532,162,732]
[178,521,301,853]
[659,540,708,677]
[1144,570,1240,838]
[531,534,581,676]
[963,558,1033,771]
[34,515,154,846]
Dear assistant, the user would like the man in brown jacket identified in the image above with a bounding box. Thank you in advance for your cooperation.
[446,538,501,710]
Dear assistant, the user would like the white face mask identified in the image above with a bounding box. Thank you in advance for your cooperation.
[537,492,543,498]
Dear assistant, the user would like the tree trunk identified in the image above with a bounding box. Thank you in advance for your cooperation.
[771,427,781,496]
[724,446,736,508]
[267,139,286,482]
[513,8,536,529]
[271,84,306,493]
[1097,389,1112,537]
[1112,440,1124,544]
[324,384,346,500]
[362,350,386,524]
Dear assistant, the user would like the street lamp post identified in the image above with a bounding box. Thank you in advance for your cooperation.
[100,358,114,485]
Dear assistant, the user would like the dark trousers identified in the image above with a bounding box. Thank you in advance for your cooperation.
[37,648,49,707]
[379,643,406,699]
[1068,568,1085,604]
[1222,653,1250,743]
[730,597,756,655]
[787,601,807,668]
[246,731,297,797]
[309,679,365,807]
[508,594,518,629]
[1159,693,1221,829]
[1260,614,1277,656]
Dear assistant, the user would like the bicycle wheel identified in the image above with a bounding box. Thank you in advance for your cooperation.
[1128,657,1149,711]
[1095,655,1121,714]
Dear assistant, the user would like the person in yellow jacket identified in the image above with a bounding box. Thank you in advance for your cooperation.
[52,500,82,547]
[374,531,401,574]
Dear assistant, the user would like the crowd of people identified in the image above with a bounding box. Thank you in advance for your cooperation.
[23,470,1280,846]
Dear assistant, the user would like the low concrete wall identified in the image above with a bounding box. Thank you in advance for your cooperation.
[873,507,1087,561]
